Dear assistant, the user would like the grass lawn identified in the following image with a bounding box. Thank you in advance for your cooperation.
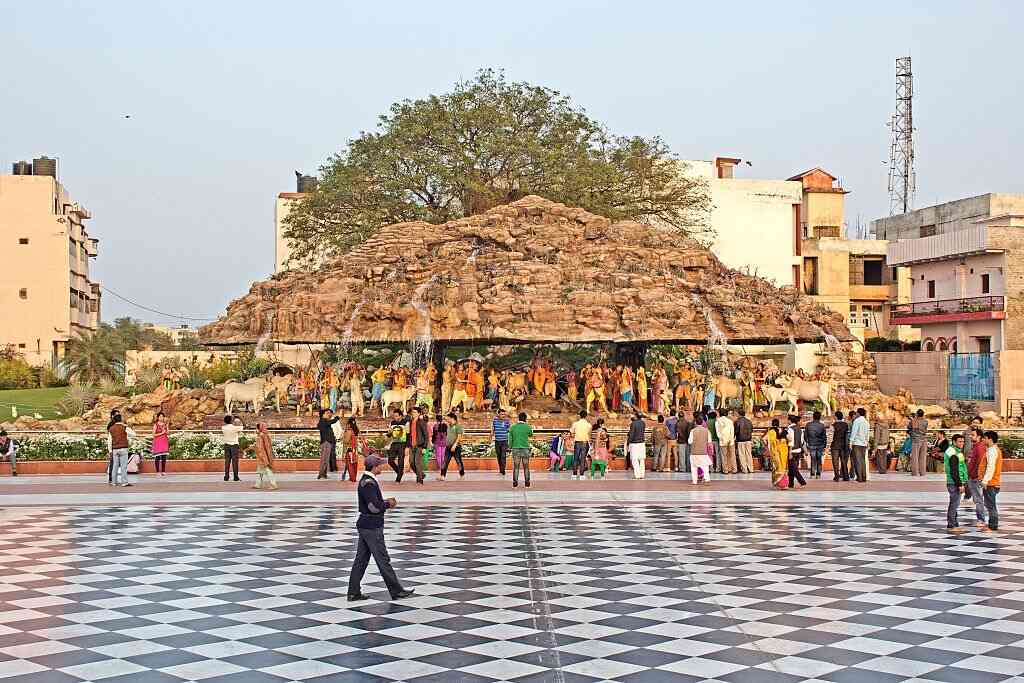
[0,387,70,421]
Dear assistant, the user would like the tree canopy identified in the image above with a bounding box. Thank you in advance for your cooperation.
[283,69,710,267]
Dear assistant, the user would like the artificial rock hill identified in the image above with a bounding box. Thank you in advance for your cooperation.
[201,195,854,348]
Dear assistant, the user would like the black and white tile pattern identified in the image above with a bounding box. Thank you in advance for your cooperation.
[0,505,1021,682]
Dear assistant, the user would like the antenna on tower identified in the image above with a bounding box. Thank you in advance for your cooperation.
[887,56,915,215]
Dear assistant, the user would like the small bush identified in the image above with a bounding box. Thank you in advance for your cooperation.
[97,377,131,397]
[133,366,163,393]
[40,368,68,388]
[56,384,99,417]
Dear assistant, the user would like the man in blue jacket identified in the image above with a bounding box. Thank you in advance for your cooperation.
[347,455,415,602]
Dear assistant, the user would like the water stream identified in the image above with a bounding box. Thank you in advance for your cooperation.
[409,276,439,367]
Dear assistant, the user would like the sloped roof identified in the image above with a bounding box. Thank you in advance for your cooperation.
[200,196,854,346]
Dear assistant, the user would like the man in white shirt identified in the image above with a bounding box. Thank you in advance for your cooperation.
[716,412,737,474]
[222,415,245,482]
[849,407,870,483]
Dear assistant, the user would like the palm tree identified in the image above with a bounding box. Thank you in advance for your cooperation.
[61,327,125,385]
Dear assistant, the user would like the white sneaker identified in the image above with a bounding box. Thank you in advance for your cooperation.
[440,476,446,482]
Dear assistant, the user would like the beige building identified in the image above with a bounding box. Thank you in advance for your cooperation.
[274,172,317,273]
[0,159,100,367]
[141,323,198,346]
[792,168,910,341]
[685,157,803,287]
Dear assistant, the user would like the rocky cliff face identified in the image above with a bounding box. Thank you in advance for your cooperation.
[201,195,854,346]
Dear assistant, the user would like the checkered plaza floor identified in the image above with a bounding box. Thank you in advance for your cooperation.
[0,504,1021,682]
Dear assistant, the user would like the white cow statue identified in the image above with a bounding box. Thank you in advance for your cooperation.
[379,386,417,417]
[224,377,271,415]
[762,385,796,415]
[776,375,833,416]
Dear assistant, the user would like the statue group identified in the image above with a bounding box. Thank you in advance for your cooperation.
[229,348,836,419]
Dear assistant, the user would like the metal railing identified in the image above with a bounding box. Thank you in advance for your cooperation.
[890,295,1004,320]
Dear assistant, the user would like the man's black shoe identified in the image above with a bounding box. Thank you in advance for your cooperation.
[392,589,415,600]
[347,593,370,602]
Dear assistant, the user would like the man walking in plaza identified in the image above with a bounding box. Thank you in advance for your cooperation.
[347,454,415,602]
[804,411,827,479]
[221,414,243,482]
[786,414,807,488]
[665,409,679,472]
[627,412,647,479]
[734,409,754,474]
[317,409,340,480]
[717,411,737,474]
[491,409,511,477]
[850,407,870,483]
[909,408,929,476]
[570,410,592,481]
[408,406,428,485]
[652,415,669,472]
[831,411,851,481]
[980,430,1003,531]
[510,412,533,488]
[944,433,967,531]
[387,408,409,482]
[440,412,465,481]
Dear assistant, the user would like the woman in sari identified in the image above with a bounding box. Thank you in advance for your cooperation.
[252,422,279,490]
[768,418,788,489]
[341,417,366,483]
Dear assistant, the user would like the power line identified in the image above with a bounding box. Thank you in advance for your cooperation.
[100,285,217,322]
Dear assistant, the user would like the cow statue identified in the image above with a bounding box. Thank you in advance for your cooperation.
[224,377,271,415]
[379,386,417,417]
[709,374,742,411]
[775,375,833,416]
[267,373,293,413]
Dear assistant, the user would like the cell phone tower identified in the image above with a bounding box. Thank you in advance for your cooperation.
[887,56,915,215]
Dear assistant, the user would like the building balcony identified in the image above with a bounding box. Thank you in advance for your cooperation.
[890,295,1006,325]
[886,225,1004,266]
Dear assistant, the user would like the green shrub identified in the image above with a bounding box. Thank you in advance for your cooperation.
[0,358,36,390]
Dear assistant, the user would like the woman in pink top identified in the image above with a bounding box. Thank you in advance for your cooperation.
[152,412,170,476]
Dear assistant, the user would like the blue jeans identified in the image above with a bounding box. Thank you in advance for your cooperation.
[678,443,690,472]
[808,447,825,477]
[967,479,987,523]
[947,484,962,528]
[112,448,130,485]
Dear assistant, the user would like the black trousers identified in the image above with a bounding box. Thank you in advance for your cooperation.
[494,440,509,475]
[223,445,240,480]
[154,454,168,473]
[573,442,589,477]
[831,449,849,480]
[410,446,425,483]
[388,443,406,482]
[329,443,338,472]
[441,445,464,477]
[347,527,404,598]
[787,456,806,488]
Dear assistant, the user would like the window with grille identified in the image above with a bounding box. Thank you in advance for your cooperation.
[920,224,937,237]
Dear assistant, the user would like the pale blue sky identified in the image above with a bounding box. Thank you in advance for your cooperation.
[4,1,1022,325]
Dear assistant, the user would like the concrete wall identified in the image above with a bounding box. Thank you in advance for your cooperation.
[274,193,305,273]
[804,192,845,234]
[873,351,949,404]
[909,253,1005,302]
[872,193,1024,241]
[997,350,1024,417]
[0,174,99,367]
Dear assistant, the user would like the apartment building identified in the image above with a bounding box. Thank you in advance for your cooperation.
[879,194,1024,352]
[274,172,317,273]
[0,158,100,367]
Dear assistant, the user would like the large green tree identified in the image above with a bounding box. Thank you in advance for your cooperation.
[283,69,710,267]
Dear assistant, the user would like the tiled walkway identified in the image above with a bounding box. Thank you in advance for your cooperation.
[0,503,1020,682]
